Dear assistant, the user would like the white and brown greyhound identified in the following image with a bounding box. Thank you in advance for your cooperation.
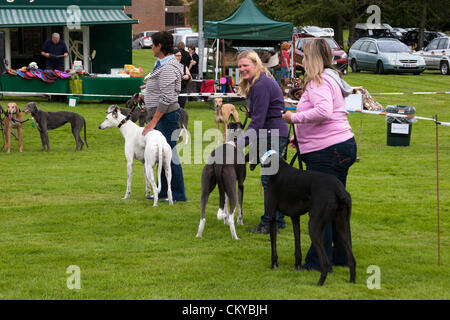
[99,105,173,206]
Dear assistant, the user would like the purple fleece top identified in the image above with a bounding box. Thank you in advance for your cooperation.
[236,73,289,148]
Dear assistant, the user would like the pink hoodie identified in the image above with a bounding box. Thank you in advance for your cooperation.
[290,73,354,154]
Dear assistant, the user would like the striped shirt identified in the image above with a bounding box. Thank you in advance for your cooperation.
[144,56,183,114]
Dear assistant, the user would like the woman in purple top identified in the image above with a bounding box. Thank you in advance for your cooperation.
[234,50,289,234]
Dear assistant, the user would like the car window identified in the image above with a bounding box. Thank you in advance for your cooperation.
[185,36,198,48]
[351,41,362,51]
[296,40,303,50]
[173,35,182,46]
[359,41,370,52]
[377,41,409,52]
[438,38,449,50]
[325,39,339,49]
[368,42,377,53]
[427,39,439,50]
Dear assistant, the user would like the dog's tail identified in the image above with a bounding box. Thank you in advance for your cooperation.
[181,125,189,145]
[157,144,163,193]
[83,118,88,148]
[214,163,225,195]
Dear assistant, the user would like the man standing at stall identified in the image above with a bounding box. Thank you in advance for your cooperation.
[41,33,69,71]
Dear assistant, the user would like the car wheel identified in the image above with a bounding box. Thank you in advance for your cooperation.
[351,60,359,73]
[440,61,449,75]
[376,61,384,74]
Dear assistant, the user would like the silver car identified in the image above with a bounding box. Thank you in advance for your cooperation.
[349,37,426,74]
[136,30,158,49]
[415,37,450,75]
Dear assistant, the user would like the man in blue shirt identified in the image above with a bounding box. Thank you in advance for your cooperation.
[41,33,68,70]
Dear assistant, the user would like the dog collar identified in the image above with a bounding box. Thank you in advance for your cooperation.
[260,150,278,166]
[118,118,128,128]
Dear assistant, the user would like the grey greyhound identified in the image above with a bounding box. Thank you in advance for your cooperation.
[23,102,88,152]
[196,122,246,240]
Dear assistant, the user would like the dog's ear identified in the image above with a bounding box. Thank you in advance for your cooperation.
[112,105,120,118]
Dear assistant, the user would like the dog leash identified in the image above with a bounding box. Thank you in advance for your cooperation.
[239,105,249,129]
[118,103,139,128]
[286,117,303,171]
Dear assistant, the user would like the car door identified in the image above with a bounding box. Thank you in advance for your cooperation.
[366,42,378,71]
[425,38,440,68]
[358,41,371,70]
[437,38,449,66]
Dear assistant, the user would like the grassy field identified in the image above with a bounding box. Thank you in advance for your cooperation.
[0,50,449,300]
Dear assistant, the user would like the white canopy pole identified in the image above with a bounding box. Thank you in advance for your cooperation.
[215,38,220,84]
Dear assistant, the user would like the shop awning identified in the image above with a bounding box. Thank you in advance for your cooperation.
[0,8,138,27]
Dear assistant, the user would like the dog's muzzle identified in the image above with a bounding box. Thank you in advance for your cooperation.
[260,149,278,167]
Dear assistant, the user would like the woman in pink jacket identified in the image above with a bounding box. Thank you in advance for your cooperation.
[282,38,357,273]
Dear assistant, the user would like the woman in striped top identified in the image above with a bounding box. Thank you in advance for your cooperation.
[142,31,187,202]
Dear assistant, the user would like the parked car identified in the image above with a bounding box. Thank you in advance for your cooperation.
[167,27,194,34]
[348,37,426,74]
[296,25,334,38]
[134,30,158,49]
[391,27,408,40]
[400,29,446,50]
[294,36,348,74]
[173,32,198,49]
[350,23,394,46]
[415,36,450,75]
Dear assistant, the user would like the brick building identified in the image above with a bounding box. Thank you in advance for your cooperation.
[125,0,165,35]
[125,0,191,37]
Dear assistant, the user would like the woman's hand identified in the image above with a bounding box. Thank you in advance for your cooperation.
[282,111,293,124]
[182,74,190,81]
[142,121,155,136]
[289,135,296,149]
[140,84,146,90]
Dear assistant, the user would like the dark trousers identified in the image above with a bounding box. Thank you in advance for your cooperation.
[178,86,187,109]
[260,136,289,228]
[302,137,357,269]
[155,109,187,202]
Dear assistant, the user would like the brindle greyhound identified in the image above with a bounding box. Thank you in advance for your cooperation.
[23,102,88,152]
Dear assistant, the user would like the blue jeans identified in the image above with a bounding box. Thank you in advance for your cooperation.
[260,136,289,228]
[302,137,357,269]
[155,109,187,202]
[281,66,290,79]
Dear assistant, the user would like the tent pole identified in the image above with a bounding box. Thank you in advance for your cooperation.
[215,38,220,84]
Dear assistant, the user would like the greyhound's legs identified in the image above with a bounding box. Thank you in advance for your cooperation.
[145,162,159,206]
[197,165,216,238]
[237,181,244,225]
[223,176,238,240]
[267,196,279,269]
[143,163,152,199]
[309,214,330,286]
[164,161,173,205]
[123,157,133,199]
[291,215,302,270]
[17,127,23,152]
[334,209,356,283]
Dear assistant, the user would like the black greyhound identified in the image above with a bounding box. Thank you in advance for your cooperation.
[261,150,355,286]
[23,102,88,152]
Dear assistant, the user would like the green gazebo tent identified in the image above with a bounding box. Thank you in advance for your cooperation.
[204,0,293,41]
[203,0,293,80]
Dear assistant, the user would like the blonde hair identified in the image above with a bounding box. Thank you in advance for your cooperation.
[237,50,272,97]
[303,38,341,86]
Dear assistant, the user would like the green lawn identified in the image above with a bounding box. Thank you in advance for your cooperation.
[0,51,449,300]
